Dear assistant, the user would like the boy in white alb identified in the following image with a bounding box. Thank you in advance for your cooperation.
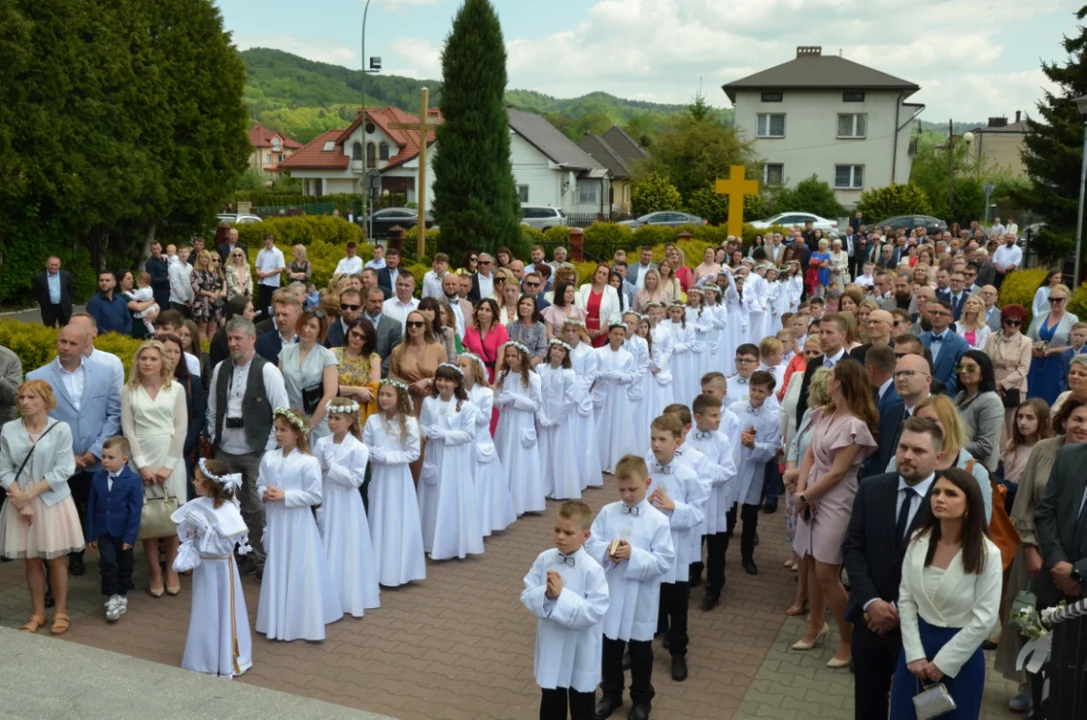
[725,343,761,410]
[522,501,610,720]
[728,371,781,576]
[588,455,674,720]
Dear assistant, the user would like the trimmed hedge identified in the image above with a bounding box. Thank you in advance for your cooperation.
[0,321,144,378]
[1071,281,1087,323]
[234,215,367,250]
[997,268,1047,327]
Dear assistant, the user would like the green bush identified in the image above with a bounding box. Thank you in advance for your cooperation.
[855,183,933,221]
[543,226,573,245]
[234,215,366,250]
[0,321,143,377]
[0,206,99,304]
[632,173,683,215]
[583,222,634,258]
[998,268,1048,327]
[1070,281,1087,324]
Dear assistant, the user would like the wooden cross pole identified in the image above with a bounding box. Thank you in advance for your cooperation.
[714,165,760,239]
[389,87,440,258]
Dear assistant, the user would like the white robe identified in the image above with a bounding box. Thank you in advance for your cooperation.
[685,428,739,535]
[721,273,745,375]
[622,335,651,457]
[568,343,603,489]
[521,547,610,693]
[465,384,516,536]
[765,281,784,337]
[644,325,675,436]
[537,365,582,500]
[418,395,484,560]
[586,499,674,642]
[731,402,782,506]
[591,345,639,475]
[363,414,427,586]
[494,370,547,515]
[643,455,707,584]
[665,320,697,407]
[313,433,381,618]
[686,307,714,396]
[743,274,767,344]
[255,449,342,641]
[702,303,726,374]
[172,497,252,678]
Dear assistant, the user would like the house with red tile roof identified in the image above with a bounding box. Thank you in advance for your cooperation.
[248,124,303,176]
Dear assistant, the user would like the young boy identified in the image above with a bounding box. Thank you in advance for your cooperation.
[776,329,796,364]
[131,271,160,335]
[588,455,674,720]
[758,337,786,389]
[522,501,610,720]
[809,297,826,323]
[855,261,876,289]
[725,344,760,411]
[1060,321,1087,393]
[729,371,781,575]
[84,436,143,622]
[687,394,738,610]
[422,252,450,299]
[660,403,709,590]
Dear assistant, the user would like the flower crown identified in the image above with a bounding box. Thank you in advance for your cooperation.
[274,407,308,433]
[380,378,409,393]
[437,362,463,377]
[459,352,483,366]
[608,321,626,331]
[642,302,662,311]
[549,338,573,353]
[328,401,360,414]
[562,318,586,327]
[670,301,686,307]
[198,458,242,492]
[503,341,531,355]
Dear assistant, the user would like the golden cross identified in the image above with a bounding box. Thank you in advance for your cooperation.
[715,165,760,238]
[388,87,440,258]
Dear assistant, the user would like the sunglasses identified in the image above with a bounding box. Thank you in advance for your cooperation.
[478,260,492,265]
[406,320,426,329]
[1050,297,1067,304]
[340,303,361,311]
[956,364,978,373]
[524,282,540,288]
[1004,319,1022,327]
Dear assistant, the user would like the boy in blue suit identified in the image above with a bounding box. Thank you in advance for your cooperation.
[85,436,143,622]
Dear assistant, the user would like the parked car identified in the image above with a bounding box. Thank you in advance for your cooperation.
[872,215,948,236]
[216,213,262,225]
[520,205,568,232]
[748,212,839,238]
[365,207,435,238]
[616,211,705,228]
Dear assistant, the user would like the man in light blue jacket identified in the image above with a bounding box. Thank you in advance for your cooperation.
[27,324,122,576]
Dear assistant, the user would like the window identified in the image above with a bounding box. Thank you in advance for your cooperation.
[843,92,865,102]
[314,179,324,196]
[763,163,784,187]
[351,142,363,161]
[366,142,376,169]
[578,180,597,204]
[379,142,389,161]
[265,153,272,163]
[835,164,864,189]
[322,141,335,152]
[837,113,867,139]
[517,185,529,203]
[761,92,783,102]
[272,137,281,151]
[756,113,786,138]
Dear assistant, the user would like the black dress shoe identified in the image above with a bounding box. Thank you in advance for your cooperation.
[594,695,622,720]
[68,552,84,576]
[689,571,702,588]
[742,559,758,575]
[628,703,651,720]
[671,654,688,682]
[621,649,631,670]
[701,592,720,611]
[761,503,778,514]
[982,640,998,651]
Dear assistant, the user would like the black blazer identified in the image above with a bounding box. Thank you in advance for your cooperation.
[255,331,293,365]
[468,273,485,303]
[324,318,347,349]
[843,472,932,623]
[865,399,905,479]
[1036,443,1087,606]
[848,343,871,365]
[216,242,248,266]
[377,267,400,295]
[32,270,74,312]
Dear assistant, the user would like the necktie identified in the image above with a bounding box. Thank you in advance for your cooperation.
[621,504,640,516]
[558,554,576,567]
[823,356,834,368]
[652,462,672,475]
[897,487,917,543]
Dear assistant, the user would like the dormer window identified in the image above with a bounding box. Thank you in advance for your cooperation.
[322,141,335,152]
[272,137,281,151]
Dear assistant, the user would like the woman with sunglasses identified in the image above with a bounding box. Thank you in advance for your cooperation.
[417,297,457,363]
[1031,270,1063,318]
[224,248,252,301]
[1026,283,1078,405]
[391,309,448,418]
[334,317,382,427]
[985,303,1032,442]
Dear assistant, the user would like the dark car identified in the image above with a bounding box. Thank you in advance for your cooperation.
[365,207,435,238]
[872,215,948,236]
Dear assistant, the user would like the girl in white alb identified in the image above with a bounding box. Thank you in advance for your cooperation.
[639,308,673,440]
[494,342,546,515]
[562,320,603,490]
[457,353,516,537]
[256,408,342,641]
[685,288,713,397]
[536,340,582,500]
[418,363,484,560]
[700,284,726,376]
[313,398,380,618]
[720,270,745,375]
[666,303,697,406]
[621,311,651,457]
[172,459,252,679]
[592,324,639,475]
[764,266,784,336]
[364,381,426,586]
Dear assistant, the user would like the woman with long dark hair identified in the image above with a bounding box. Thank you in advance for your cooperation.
[1031,270,1063,318]
[889,468,1002,719]
[540,280,586,339]
[159,333,205,500]
[954,350,1004,472]
[417,297,457,362]
[505,294,548,366]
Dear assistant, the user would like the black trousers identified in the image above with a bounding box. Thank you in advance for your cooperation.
[540,687,594,720]
[601,636,654,706]
[689,535,705,582]
[657,581,690,656]
[169,302,191,319]
[96,533,135,597]
[851,621,901,720]
[705,531,728,596]
[68,471,94,556]
[258,284,276,318]
[726,502,759,562]
[761,461,783,508]
[41,303,69,328]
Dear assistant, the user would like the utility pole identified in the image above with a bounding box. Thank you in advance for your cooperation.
[947,119,954,211]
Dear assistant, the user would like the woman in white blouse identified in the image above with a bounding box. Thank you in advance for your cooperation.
[954,295,990,350]
[889,468,1002,720]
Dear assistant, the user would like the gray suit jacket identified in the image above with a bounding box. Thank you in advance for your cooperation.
[984,305,1001,332]
[1036,443,1087,605]
[955,390,1004,472]
[626,262,657,287]
[369,315,402,376]
[0,346,23,423]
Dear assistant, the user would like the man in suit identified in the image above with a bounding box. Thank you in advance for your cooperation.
[842,226,859,279]
[979,285,1002,332]
[963,263,983,296]
[361,267,391,300]
[440,272,472,339]
[362,286,402,376]
[627,246,657,291]
[844,417,942,720]
[862,345,900,477]
[216,227,247,266]
[920,300,968,395]
[1059,325,1087,393]
[145,241,171,310]
[933,268,952,304]
[893,334,948,396]
[324,288,362,348]
[32,256,75,328]
[27,323,122,576]
[376,246,403,296]
[793,313,851,434]
[849,310,894,364]
[611,260,637,310]
[468,253,496,302]
[947,270,968,321]
[255,289,301,364]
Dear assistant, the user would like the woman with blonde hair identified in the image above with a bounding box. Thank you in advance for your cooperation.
[955,295,990,350]
[632,268,669,314]
[667,244,692,293]
[829,238,850,286]
[497,275,521,326]
[224,247,252,301]
[121,340,189,597]
[287,244,312,284]
[190,250,225,339]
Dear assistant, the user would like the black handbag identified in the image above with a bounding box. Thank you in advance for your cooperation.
[1002,388,1021,409]
[301,385,322,415]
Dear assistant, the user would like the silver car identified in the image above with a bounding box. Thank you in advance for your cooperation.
[520,205,568,232]
[616,211,705,228]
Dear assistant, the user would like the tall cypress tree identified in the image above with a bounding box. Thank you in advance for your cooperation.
[431,0,521,260]
[1015,5,1087,260]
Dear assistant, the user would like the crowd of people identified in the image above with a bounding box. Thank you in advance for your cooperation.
[7,215,1087,720]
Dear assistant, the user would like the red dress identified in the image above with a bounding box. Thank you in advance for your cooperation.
[586,289,606,348]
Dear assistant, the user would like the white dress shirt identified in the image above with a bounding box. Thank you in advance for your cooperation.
[168,261,194,304]
[421,270,444,300]
[878,377,894,402]
[58,361,86,411]
[822,347,846,369]
[382,296,420,330]
[633,262,653,291]
[207,355,289,454]
[991,244,1022,272]
[896,472,936,534]
[477,272,494,299]
[255,247,286,288]
[334,256,364,276]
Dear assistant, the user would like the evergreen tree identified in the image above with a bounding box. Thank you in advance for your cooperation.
[1014,5,1087,259]
[431,0,521,259]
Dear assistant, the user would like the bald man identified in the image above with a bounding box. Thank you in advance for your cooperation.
[849,309,896,363]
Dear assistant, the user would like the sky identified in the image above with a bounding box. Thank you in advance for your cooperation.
[218,0,1079,123]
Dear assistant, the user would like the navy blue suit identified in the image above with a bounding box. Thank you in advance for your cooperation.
[934,287,951,305]
[1059,346,1087,393]
[85,466,143,545]
[865,396,904,479]
[255,330,297,364]
[920,329,968,395]
[948,291,968,321]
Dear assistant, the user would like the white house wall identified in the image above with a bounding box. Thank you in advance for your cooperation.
[732,89,916,209]
[510,132,563,207]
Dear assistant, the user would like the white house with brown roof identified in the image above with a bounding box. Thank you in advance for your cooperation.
[248,124,302,175]
[578,126,649,212]
[968,112,1030,179]
[723,46,924,208]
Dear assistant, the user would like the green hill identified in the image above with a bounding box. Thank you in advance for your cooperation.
[240,47,713,144]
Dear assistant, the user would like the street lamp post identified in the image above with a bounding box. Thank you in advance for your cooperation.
[1074,95,1087,289]
[360,0,382,242]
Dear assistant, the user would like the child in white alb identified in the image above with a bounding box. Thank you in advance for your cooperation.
[457,353,516,536]
[537,340,582,500]
[729,372,781,577]
[494,341,546,515]
[562,320,602,490]
[592,323,639,475]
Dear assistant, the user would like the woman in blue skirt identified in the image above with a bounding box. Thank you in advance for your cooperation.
[889,468,1002,719]
[1026,283,1078,406]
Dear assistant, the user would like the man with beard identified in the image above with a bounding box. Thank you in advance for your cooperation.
[890,273,913,313]
[909,286,936,334]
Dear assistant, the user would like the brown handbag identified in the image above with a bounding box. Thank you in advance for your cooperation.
[966,459,1019,570]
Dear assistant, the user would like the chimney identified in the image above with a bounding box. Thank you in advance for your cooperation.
[987,117,1008,128]
[796,46,822,58]
[1015,110,1022,123]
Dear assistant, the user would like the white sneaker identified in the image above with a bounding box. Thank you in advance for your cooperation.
[105,596,125,622]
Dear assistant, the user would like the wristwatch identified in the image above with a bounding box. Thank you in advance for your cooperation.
[799,494,809,505]
[1072,568,1083,584]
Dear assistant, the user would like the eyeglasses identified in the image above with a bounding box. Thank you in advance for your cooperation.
[1004,319,1022,327]
[478,260,491,266]
[735,358,757,365]
[894,370,924,379]
[524,282,540,288]
[406,320,426,328]
[340,303,361,311]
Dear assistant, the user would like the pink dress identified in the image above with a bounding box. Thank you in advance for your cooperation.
[792,409,877,565]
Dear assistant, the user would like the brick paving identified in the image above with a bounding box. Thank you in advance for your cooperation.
[0,474,1020,720]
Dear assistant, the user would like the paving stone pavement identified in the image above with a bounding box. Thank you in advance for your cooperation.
[0,473,1022,720]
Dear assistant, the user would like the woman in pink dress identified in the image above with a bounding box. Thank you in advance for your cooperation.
[462,298,508,434]
[792,360,878,668]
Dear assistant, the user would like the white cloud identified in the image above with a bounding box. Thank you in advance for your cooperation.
[386,37,443,80]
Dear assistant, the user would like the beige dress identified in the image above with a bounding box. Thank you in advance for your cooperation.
[121,383,189,502]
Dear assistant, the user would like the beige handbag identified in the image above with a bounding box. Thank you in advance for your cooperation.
[136,483,179,541]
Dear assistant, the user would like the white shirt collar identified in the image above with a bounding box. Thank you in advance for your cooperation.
[898,472,936,497]
[879,377,894,399]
